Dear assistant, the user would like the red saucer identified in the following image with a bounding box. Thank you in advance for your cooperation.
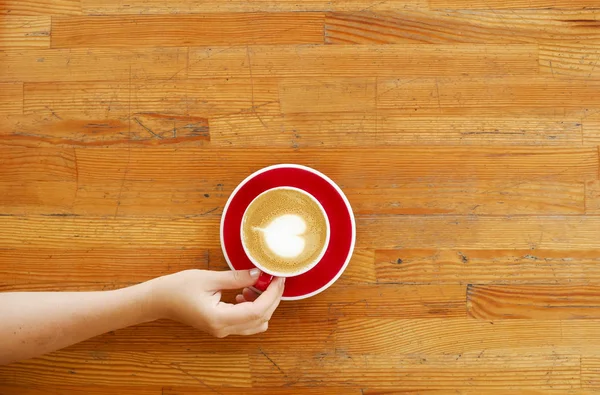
[220,164,356,300]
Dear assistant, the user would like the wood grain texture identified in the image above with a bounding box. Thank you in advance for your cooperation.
[1,112,585,148]
[249,352,580,389]
[336,318,600,354]
[376,77,600,110]
[0,113,209,148]
[0,147,595,215]
[540,43,600,81]
[365,391,600,395]
[51,14,325,48]
[429,0,600,8]
[189,44,539,78]
[81,0,426,13]
[376,249,600,285]
[0,350,252,387]
[358,216,600,249]
[65,318,339,354]
[0,16,50,48]
[0,0,81,15]
[468,285,600,319]
[588,181,600,214]
[23,79,279,117]
[0,48,189,82]
[325,10,600,44]
[3,1,600,393]
[583,356,600,389]
[0,386,363,395]
[584,115,600,146]
[0,83,22,115]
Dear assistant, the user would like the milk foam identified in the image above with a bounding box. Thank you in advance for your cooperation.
[253,214,306,258]
[241,187,328,274]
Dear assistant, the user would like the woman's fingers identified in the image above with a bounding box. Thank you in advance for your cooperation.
[215,277,285,326]
[242,287,259,302]
[233,288,259,304]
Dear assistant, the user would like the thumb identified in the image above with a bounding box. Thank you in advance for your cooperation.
[211,268,261,290]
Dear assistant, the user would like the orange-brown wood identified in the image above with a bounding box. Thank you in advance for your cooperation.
[51,14,325,48]
[0,16,50,48]
[468,285,600,319]
[1,0,600,393]
[0,0,81,15]
[81,0,427,13]
[376,249,600,284]
[0,82,22,115]
[429,0,600,8]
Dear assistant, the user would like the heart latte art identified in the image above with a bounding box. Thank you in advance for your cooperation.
[242,188,328,275]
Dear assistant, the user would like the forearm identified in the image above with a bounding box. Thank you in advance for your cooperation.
[0,282,159,365]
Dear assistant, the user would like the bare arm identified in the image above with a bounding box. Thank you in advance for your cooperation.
[0,269,284,365]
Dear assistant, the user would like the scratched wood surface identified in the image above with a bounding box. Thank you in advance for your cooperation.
[1,0,600,393]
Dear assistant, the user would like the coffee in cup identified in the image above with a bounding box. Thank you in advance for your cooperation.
[241,187,329,276]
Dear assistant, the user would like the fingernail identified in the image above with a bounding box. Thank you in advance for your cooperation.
[249,268,260,278]
[281,277,286,285]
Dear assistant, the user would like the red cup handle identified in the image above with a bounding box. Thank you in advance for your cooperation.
[250,272,274,294]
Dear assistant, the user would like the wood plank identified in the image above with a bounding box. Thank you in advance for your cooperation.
[0,0,81,15]
[0,48,189,82]
[0,248,374,288]
[0,82,22,115]
[51,14,325,48]
[350,181,585,215]
[5,112,583,148]
[0,16,50,48]
[583,114,600,146]
[249,352,580,389]
[583,356,600,389]
[429,0,600,9]
[23,79,279,118]
[325,10,600,44]
[364,391,600,395]
[81,0,426,13]
[67,317,338,354]
[0,386,361,395]
[376,77,600,111]
[0,113,209,148]
[587,181,600,214]
[0,350,251,387]
[376,249,600,285]
[358,215,600,249]
[540,43,600,81]
[375,115,582,146]
[211,112,572,148]
[8,147,596,184]
[0,147,595,215]
[468,285,600,319]
[188,44,539,78]
[280,77,588,117]
[280,78,377,113]
[165,388,362,395]
[0,386,158,395]
[336,318,600,354]
[0,248,208,286]
[2,215,600,250]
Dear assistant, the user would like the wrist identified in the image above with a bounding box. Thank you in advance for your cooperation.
[125,279,166,323]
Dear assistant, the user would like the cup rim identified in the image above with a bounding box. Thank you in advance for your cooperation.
[240,186,331,277]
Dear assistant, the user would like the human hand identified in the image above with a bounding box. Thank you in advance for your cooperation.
[148,269,285,338]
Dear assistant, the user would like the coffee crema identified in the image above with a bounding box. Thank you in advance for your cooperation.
[241,188,328,275]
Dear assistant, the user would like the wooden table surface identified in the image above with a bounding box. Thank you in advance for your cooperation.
[1,0,600,393]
